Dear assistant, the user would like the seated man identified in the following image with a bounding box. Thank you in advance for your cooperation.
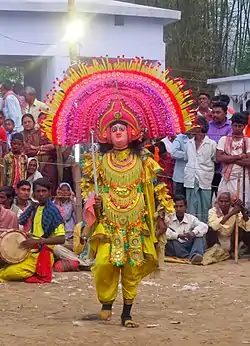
[0,188,19,229]
[165,195,208,264]
[0,178,65,283]
[11,180,31,218]
[207,192,250,253]
[53,220,93,271]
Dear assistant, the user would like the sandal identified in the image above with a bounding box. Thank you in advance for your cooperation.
[122,318,139,328]
[81,310,112,322]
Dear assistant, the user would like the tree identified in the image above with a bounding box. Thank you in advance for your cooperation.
[236,40,250,75]
[133,0,250,95]
[0,66,23,84]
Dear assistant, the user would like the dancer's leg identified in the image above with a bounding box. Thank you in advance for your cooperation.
[92,243,120,320]
[120,263,141,328]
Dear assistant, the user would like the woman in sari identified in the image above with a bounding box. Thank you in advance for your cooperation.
[21,114,58,195]
[26,157,43,194]
[53,182,76,250]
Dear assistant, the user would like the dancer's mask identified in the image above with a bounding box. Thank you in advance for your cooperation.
[98,100,141,145]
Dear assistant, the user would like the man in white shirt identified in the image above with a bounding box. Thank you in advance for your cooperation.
[0,82,22,132]
[217,113,250,208]
[24,86,48,123]
[184,116,217,223]
[165,195,208,264]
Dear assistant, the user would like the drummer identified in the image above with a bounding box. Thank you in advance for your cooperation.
[0,178,65,283]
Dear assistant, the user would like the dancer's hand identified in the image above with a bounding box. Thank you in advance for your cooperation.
[156,217,167,236]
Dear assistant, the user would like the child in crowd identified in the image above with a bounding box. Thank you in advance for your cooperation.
[53,182,76,250]
[4,133,28,188]
[4,118,16,149]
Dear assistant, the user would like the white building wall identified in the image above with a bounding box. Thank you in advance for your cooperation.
[0,11,165,98]
[214,80,250,112]
[0,11,165,61]
[40,56,71,99]
[78,15,165,62]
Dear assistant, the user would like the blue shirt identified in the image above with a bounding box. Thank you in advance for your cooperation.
[172,134,189,183]
[2,95,22,132]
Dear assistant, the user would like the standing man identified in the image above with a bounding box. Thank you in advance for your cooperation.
[172,132,190,196]
[208,102,232,143]
[24,86,48,123]
[0,81,22,132]
[0,111,8,187]
[217,113,250,207]
[184,117,217,223]
[208,102,232,197]
[246,100,250,112]
[196,92,212,123]
[0,111,8,157]
[219,94,234,119]
[0,178,65,283]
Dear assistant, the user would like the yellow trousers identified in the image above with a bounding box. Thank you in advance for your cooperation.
[92,243,156,304]
[0,253,39,282]
[0,252,54,283]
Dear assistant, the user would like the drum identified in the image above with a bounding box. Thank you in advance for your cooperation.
[0,230,30,264]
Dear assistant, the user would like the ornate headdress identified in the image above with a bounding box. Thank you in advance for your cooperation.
[98,99,140,143]
[42,57,195,145]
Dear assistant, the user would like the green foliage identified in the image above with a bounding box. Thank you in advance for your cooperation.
[236,41,250,75]
[134,0,250,95]
[0,67,23,84]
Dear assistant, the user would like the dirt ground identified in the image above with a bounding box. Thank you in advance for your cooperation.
[1,261,250,346]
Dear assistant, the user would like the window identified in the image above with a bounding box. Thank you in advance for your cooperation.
[114,15,124,26]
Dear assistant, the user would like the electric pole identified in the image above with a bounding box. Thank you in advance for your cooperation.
[67,0,83,223]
